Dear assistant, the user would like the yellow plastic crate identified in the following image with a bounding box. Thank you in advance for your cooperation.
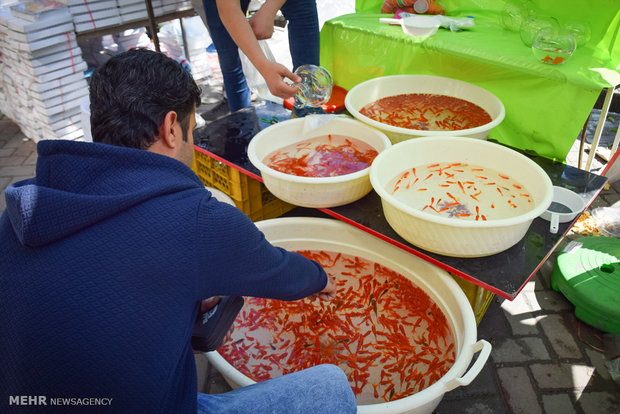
[192,148,295,221]
[450,274,495,325]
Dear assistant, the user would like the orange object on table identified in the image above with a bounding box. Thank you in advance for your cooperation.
[381,0,445,15]
[283,85,348,113]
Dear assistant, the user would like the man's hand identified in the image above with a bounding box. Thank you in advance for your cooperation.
[199,296,220,314]
[309,274,337,302]
[192,297,234,354]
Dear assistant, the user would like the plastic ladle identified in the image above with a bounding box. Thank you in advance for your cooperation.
[379,15,441,38]
[539,186,586,234]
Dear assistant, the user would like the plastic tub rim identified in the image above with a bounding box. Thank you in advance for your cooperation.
[205,217,489,413]
[344,74,506,138]
[248,117,392,185]
[370,136,554,229]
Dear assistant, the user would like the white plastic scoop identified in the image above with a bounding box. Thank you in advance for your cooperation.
[539,186,585,234]
[379,15,441,38]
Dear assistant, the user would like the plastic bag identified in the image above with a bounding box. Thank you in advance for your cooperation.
[302,114,350,135]
[396,11,475,32]
[240,39,284,105]
[239,26,293,105]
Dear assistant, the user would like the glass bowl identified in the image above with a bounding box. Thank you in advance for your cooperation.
[500,3,528,32]
[532,28,576,65]
[520,15,559,47]
[293,64,333,109]
[564,20,591,47]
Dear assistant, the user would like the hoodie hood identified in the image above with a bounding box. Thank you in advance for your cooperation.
[4,140,203,247]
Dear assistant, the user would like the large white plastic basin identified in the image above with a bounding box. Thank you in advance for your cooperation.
[345,74,505,143]
[370,137,554,257]
[206,217,491,414]
[248,116,391,208]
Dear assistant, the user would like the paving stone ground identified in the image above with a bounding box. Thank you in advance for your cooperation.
[2,69,619,414]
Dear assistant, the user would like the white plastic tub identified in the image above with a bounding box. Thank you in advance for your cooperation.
[248,116,391,208]
[370,137,553,257]
[206,217,491,414]
[345,74,505,143]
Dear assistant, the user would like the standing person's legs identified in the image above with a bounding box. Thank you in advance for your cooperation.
[280,0,320,70]
[197,364,357,413]
[202,0,252,112]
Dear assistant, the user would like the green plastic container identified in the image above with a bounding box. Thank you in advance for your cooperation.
[551,237,620,334]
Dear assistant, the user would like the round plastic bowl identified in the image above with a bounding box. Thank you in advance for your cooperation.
[206,217,491,414]
[344,75,506,144]
[370,137,554,257]
[400,15,441,37]
[248,116,391,208]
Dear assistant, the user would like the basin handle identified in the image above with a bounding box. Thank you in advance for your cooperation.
[445,339,492,392]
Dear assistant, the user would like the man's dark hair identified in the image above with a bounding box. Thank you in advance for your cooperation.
[89,48,202,149]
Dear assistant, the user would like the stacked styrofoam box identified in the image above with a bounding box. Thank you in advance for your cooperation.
[0,8,9,119]
[0,6,88,141]
[0,9,13,124]
[114,0,193,25]
[177,1,193,12]
[153,0,192,16]
[116,0,147,23]
[66,0,120,33]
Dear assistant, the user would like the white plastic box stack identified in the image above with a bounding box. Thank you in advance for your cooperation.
[0,2,88,141]
[115,0,193,24]
[152,0,192,16]
[66,0,121,33]
[116,0,147,23]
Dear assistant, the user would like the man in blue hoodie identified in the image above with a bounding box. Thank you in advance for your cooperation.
[0,49,356,413]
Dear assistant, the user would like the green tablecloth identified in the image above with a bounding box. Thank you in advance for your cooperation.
[320,1,620,161]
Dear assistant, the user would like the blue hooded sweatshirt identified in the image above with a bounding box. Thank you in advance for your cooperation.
[0,140,327,413]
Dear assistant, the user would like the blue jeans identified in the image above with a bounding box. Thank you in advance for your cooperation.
[197,364,357,413]
[201,0,320,112]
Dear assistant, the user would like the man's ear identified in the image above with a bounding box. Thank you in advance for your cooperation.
[159,110,179,149]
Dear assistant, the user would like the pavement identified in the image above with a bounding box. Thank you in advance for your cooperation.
[2,55,620,414]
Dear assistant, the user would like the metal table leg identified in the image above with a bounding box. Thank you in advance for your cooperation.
[578,114,590,170]
[610,114,620,157]
[585,87,616,171]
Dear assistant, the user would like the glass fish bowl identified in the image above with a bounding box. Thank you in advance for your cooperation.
[563,20,591,47]
[532,28,576,65]
[499,2,533,32]
[293,64,333,109]
[520,15,559,47]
